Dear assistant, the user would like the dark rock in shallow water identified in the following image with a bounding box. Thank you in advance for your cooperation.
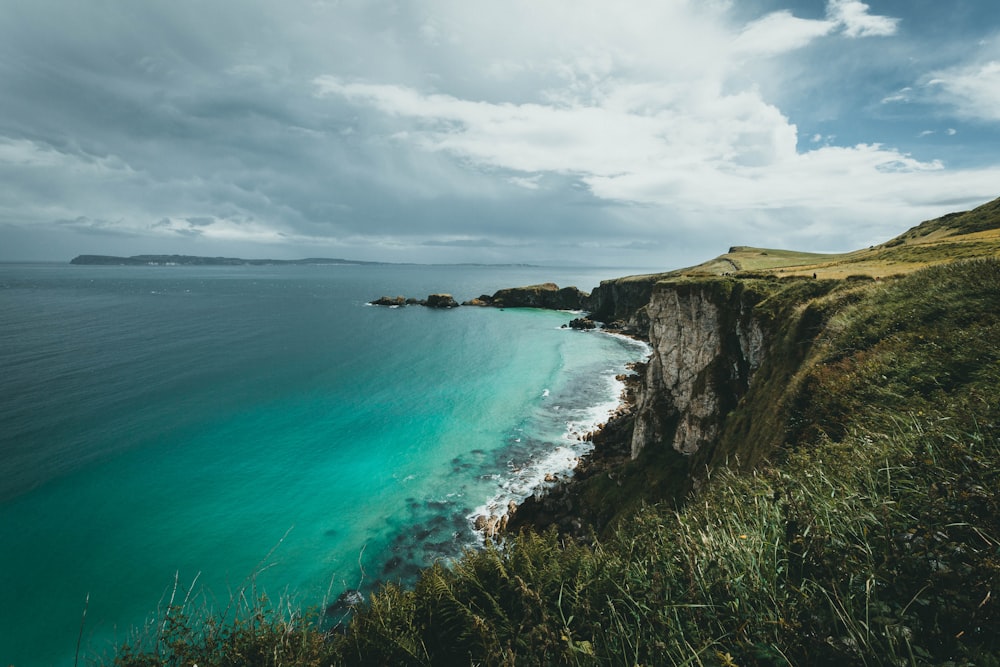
[425,293,460,308]
[370,295,407,306]
[568,317,597,330]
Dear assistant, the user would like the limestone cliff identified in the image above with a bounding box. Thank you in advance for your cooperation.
[508,274,841,536]
[630,278,767,458]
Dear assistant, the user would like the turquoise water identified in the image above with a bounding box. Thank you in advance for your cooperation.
[0,263,648,666]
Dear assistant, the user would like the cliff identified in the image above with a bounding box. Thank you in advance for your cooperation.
[509,274,840,533]
[630,277,766,458]
[584,273,665,334]
[517,196,1000,530]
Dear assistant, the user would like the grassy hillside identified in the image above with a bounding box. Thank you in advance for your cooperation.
[683,196,1000,280]
[105,201,1000,666]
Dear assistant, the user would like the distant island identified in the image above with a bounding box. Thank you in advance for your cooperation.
[69,254,542,268]
[69,254,389,266]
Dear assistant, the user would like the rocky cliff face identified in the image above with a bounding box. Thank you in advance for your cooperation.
[585,274,667,334]
[506,273,839,536]
[629,278,767,459]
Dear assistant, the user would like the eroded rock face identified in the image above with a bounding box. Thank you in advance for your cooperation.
[631,279,767,459]
[585,275,664,335]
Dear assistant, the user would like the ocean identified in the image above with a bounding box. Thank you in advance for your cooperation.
[0,262,649,666]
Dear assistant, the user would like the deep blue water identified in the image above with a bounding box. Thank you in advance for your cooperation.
[0,262,648,666]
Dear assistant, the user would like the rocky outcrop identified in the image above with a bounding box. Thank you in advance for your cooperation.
[630,278,766,458]
[371,295,408,306]
[585,274,668,336]
[425,294,459,308]
[371,284,587,310]
[484,283,589,310]
[566,317,597,330]
[369,294,457,307]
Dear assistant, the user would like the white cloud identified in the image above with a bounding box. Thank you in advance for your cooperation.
[827,0,899,38]
[881,87,912,104]
[731,0,897,57]
[927,60,1000,122]
[307,1,1000,252]
[317,71,1000,237]
[316,77,796,176]
[150,216,291,243]
[733,11,834,56]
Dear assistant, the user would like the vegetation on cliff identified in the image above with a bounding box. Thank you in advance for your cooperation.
[106,200,1000,666]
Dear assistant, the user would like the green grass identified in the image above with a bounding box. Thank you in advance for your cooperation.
[653,196,1000,281]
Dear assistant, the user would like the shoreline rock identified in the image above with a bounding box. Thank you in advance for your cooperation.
[369,293,458,308]
[370,283,590,311]
[470,362,645,543]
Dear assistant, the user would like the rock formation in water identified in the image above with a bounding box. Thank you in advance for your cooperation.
[478,283,589,310]
[372,283,589,311]
[425,294,459,308]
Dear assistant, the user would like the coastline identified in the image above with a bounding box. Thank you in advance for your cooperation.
[470,331,650,541]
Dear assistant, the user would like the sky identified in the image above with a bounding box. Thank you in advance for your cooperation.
[1,0,999,267]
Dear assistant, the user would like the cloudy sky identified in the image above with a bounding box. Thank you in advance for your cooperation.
[1,0,998,266]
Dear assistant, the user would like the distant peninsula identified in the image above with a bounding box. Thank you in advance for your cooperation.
[70,254,389,266]
[69,254,542,268]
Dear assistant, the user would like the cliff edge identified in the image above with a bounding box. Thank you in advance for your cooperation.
[515,195,1000,533]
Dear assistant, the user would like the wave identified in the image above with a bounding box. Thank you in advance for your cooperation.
[467,359,636,535]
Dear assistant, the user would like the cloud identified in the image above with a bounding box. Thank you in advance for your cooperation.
[313,1,917,222]
[881,87,913,104]
[0,0,996,266]
[926,60,1000,122]
[733,0,897,57]
[733,11,834,56]
[826,0,899,38]
[315,71,994,232]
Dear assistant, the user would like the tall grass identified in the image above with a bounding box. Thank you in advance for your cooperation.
[334,415,998,665]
